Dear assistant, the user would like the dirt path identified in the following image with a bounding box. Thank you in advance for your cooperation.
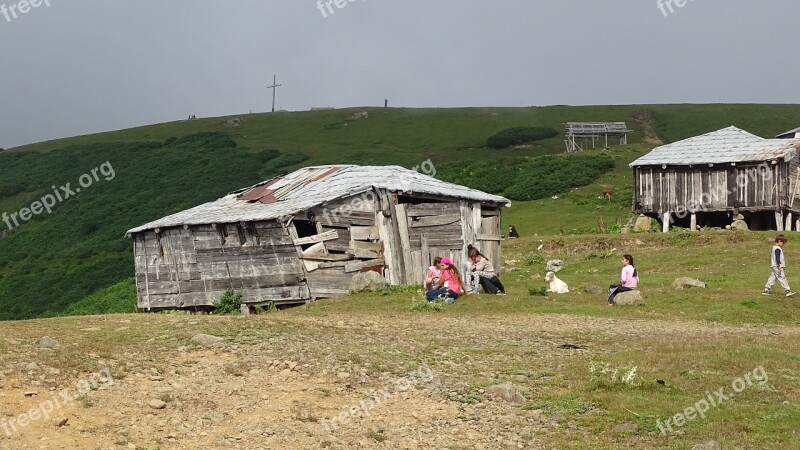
[0,313,796,449]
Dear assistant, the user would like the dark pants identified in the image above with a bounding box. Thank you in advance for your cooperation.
[479,276,506,294]
[608,284,633,304]
[426,288,459,301]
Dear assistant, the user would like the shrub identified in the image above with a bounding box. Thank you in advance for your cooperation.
[266,152,310,170]
[410,297,446,312]
[437,154,615,202]
[487,127,559,149]
[213,289,243,315]
[528,286,548,296]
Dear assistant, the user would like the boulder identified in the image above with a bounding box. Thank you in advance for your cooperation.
[730,220,749,231]
[546,260,564,273]
[148,399,167,410]
[349,271,389,293]
[190,334,225,348]
[633,215,653,233]
[673,277,707,290]
[34,337,60,349]
[486,382,527,405]
[691,442,721,450]
[615,290,644,306]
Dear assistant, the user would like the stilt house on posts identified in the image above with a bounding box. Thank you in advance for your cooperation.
[126,165,511,311]
[630,126,800,232]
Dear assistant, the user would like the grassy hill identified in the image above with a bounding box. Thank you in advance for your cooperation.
[2,104,800,320]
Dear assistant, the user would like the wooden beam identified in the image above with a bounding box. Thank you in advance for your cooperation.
[293,230,338,246]
[345,258,385,273]
[395,204,414,282]
[409,214,461,228]
[690,213,697,232]
[301,253,353,262]
[351,226,380,241]
[476,233,501,241]
[662,212,670,233]
[347,248,380,259]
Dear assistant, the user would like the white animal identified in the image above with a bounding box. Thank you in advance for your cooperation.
[545,271,569,294]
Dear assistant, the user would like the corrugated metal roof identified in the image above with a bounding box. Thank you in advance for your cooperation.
[776,127,800,139]
[127,165,511,234]
[630,126,800,167]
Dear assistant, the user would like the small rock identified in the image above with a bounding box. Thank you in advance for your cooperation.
[546,260,564,273]
[25,362,39,371]
[673,277,708,290]
[190,334,224,348]
[34,336,60,349]
[612,422,638,433]
[148,399,167,410]
[23,391,38,397]
[584,285,603,294]
[486,383,526,405]
[54,417,68,427]
[691,441,722,450]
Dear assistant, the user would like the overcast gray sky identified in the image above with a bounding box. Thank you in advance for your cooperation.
[1,0,798,149]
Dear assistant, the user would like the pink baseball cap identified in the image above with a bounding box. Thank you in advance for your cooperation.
[441,257,453,265]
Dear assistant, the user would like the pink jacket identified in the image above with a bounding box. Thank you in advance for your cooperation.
[621,265,639,289]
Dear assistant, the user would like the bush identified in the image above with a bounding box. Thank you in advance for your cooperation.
[437,154,615,202]
[528,287,548,296]
[213,289,243,315]
[410,297,446,312]
[266,152,310,170]
[487,127,559,149]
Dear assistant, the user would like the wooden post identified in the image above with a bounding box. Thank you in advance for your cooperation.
[776,211,785,232]
[786,213,794,232]
[662,212,670,233]
[690,213,697,232]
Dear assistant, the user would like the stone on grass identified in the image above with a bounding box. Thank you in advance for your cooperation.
[546,260,564,273]
[730,219,749,231]
[584,285,603,295]
[349,271,389,293]
[691,441,721,450]
[190,334,224,348]
[612,422,638,433]
[486,383,527,405]
[614,290,644,306]
[673,277,707,290]
[633,215,653,233]
[34,336,60,349]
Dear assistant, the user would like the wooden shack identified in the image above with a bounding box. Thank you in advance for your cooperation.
[126,165,510,311]
[630,126,800,231]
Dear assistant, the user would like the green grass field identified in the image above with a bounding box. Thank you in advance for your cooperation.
[1,104,800,319]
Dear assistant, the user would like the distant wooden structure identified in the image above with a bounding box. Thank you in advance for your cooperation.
[565,122,631,152]
[127,165,510,312]
[630,126,800,232]
[777,127,800,139]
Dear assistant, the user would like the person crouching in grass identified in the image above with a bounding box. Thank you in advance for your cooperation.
[426,257,465,303]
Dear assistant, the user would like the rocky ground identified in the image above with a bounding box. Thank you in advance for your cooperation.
[0,312,796,450]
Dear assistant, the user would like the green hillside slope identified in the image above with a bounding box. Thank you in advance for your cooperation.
[1,105,799,320]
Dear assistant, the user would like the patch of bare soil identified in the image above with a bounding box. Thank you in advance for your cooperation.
[0,314,795,449]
